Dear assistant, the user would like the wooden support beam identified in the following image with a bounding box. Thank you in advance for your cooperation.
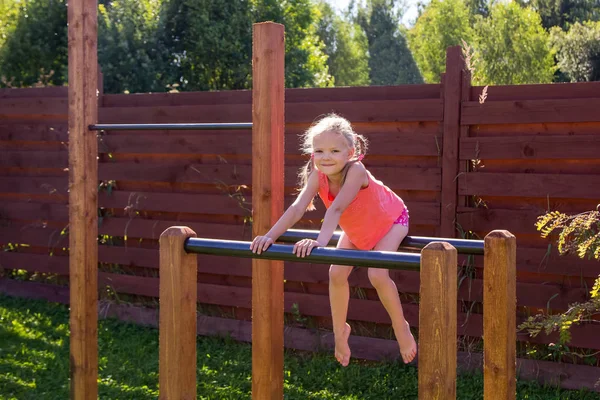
[419,242,458,400]
[440,46,466,237]
[484,230,517,400]
[67,0,99,398]
[251,22,285,400]
[159,227,198,400]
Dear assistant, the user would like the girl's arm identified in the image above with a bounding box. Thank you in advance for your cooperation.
[250,169,319,253]
[315,163,366,246]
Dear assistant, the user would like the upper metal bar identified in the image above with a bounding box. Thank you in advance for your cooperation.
[184,238,421,271]
[278,229,484,255]
[89,123,252,131]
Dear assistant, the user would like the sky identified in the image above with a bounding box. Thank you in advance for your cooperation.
[327,0,422,27]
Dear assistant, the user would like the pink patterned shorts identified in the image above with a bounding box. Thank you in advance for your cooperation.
[393,208,409,227]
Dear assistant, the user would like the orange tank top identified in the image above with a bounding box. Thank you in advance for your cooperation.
[317,169,407,250]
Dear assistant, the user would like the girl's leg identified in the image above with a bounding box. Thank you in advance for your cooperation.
[329,232,356,367]
[369,223,417,364]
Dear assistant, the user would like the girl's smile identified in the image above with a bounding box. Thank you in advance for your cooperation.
[312,130,353,179]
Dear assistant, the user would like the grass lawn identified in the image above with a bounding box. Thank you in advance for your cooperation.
[1,294,599,400]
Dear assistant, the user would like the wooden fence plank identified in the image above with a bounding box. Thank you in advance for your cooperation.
[458,172,600,199]
[0,151,68,168]
[462,99,600,125]
[0,177,68,195]
[98,99,443,125]
[98,131,441,157]
[100,85,442,108]
[0,202,69,221]
[470,82,600,101]
[0,123,68,141]
[97,164,441,192]
[89,273,600,350]
[0,87,68,99]
[97,191,440,225]
[0,98,68,119]
[460,135,600,160]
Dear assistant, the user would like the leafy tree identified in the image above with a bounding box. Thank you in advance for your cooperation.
[158,0,332,91]
[252,0,333,88]
[98,0,166,94]
[157,0,254,91]
[408,0,474,83]
[315,1,369,86]
[465,0,489,19]
[0,0,68,88]
[473,2,556,85]
[0,0,20,48]
[520,208,600,354]
[357,0,423,85]
[515,0,600,30]
[549,21,600,82]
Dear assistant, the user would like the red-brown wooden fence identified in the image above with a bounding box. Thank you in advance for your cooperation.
[1,48,600,390]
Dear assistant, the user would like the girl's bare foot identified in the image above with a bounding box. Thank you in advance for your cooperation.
[395,320,417,363]
[334,323,352,367]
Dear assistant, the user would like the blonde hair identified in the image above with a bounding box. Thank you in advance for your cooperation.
[298,113,368,211]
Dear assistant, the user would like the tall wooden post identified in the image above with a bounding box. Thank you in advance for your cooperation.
[440,46,466,237]
[484,230,517,400]
[419,242,458,400]
[251,22,285,400]
[159,227,198,400]
[68,0,98,398]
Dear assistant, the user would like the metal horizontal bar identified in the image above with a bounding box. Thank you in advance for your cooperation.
[278,229,484,255]
[89,123,252,131]
[184,238,421,271]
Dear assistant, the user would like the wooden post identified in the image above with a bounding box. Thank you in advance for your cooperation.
[251,22,285,400]
[159,227,198,400]
[419,242,457,400]
[67,0,98,398]
[440,46,466,237]
[484,230,517,400]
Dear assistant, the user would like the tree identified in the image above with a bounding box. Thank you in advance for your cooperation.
[408,0,474,83]
[252,0,333,88]
[0,0,20,48]
[315,1,369,86]
[549,21,600,82]
[158,0,332,91]
[515,0,600,30]
[157,0,254,92]
[98,0,166,94]
[472,2,556,85]
[357,0,423,85]
[0,0,68,88]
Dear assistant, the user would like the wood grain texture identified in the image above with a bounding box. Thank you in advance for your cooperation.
[251,22,285,400]
[159,227,197,400]
[440,46,465,237]
[67,0,99,398]
[460,135,600,160]
[484,230,517,400]
[418,242,458,400]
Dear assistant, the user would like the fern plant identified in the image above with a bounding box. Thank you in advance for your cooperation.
[518,207,600,346]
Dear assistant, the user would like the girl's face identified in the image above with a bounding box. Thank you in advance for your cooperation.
[312,130,353,178]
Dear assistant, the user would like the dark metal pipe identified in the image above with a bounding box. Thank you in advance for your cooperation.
[89,123,252,131]
[278,229,484,255]
[184,238,421,271]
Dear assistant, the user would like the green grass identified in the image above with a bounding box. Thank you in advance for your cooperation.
[1,295,599,400]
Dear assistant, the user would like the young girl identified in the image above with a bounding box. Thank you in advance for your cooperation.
[250,114,417,366]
